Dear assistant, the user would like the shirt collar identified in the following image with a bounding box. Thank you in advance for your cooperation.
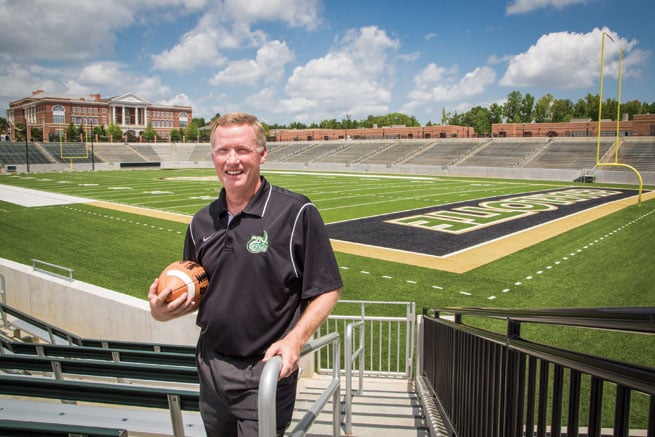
[217,176,270,219]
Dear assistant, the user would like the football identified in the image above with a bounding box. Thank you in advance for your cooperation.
[157,260,209,310]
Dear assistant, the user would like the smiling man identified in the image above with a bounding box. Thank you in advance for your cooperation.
[148,112,342,437]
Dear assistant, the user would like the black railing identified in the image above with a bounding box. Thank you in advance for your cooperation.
[419,307,655,437]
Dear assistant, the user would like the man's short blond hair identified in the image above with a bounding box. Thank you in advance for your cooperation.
[210,112,266,151]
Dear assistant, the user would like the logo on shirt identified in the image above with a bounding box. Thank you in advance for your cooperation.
[247,230,269,254]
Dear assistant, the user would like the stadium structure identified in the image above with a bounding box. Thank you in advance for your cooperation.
[0,118,654,435]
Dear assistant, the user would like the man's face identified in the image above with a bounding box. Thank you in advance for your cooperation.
[211,124,267,197]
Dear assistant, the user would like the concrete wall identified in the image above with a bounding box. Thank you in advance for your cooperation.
[0,258,316,376]
[0,258,200,345]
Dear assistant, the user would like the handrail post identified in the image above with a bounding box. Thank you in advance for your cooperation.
[167,394,185,437]
[345,320,364,435]
[258,355,281,437]
[0,274,7,329]
[332,336,341,437]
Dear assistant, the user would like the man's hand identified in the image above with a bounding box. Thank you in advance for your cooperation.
[262,289,341,380]
[262,334,304,380]
[148,278,195,321]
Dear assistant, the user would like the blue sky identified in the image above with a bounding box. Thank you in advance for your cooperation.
[1,0,653,126]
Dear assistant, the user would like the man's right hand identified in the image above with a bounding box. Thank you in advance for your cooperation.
[148,278,195,321]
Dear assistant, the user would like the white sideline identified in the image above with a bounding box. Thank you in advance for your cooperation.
[0,184,93,207]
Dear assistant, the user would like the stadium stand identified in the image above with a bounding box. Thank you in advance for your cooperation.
[403,139,483,167]
[613,137,655,171]
[526,137,615,169]
[457,137,546,168]
[93,143,148,163]
[0,142,52,165]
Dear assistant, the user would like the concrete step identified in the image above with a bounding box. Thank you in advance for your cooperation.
[291,375,429,436]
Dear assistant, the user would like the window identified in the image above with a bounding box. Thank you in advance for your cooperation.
[179,112,188,128]
[52,105,65,124]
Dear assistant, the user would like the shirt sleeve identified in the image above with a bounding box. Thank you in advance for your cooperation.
[293,204,343,300]
[183,225,197,262]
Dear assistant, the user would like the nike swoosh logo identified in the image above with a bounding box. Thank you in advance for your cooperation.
[203,235,213,242]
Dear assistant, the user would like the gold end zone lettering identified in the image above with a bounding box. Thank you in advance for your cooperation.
[385,188,625,235]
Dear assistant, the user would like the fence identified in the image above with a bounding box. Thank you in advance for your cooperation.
[317,300,416,378]
[418,307,655,437]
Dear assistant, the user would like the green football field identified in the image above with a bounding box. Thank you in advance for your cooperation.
[0,168,653,370]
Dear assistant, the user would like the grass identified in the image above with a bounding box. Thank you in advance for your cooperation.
[0,168,653,427]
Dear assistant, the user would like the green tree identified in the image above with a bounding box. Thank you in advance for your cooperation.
[572,98,588,119]
[185,124,199,141]
[534,93,554,122]
[465,106,492,136]
[0,116,7,134]
[169,128,182,142]
[520,93,535,122]
[441,109,448,125]
[585,93,600,121]
[30,127,43,142]
[503,90,523,123]
[142,123,157,141]
[107,123,123,142]
[192,117,206,127]
[489,103,503,124]
[550,98,573,123]
[66,123,78,141]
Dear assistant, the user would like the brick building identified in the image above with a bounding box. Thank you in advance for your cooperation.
[6,90,192,141]
[271,114,654,142]
[492,114,655,138]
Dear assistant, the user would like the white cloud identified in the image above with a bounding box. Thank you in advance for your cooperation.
[152,0,320,73]
[499,28,645,89]
[278,26,399,120]
[210,40,294,86]
[506,0,590,15]
[157,93,194,107]
[407,63,496,103]
[0,1,131,61]
[222,0,322,30]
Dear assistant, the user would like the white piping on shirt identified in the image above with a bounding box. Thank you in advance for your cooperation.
[290,202,313,278]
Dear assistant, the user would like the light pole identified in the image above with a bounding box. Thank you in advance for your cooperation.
[23,123,30,173]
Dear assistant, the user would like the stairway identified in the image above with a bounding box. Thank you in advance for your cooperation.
[291,375,429,436]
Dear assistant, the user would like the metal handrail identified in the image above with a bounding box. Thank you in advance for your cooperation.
[424,306,655,333]
[258,332,341,437]
[344,320,365,434]
[420,306,655,437]
[31,259,74,282]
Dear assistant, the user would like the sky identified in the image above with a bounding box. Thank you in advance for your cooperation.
[0,0,653,126]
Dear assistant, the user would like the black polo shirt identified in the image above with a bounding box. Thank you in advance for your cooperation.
[184,177,342,358]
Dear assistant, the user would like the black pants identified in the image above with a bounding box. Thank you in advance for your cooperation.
[196,339,298,437]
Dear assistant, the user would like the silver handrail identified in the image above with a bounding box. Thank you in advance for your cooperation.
[344,320,364,434]
[258,332,341,437]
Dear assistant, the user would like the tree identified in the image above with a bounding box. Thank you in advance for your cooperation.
[572,98,589,119]
[489,103,503,124]
[107,123,123,142]
[170,128,182,142]
[534,93,554,122]
[503,91,523,123]
[466,106,492,136]
[142,123,157,141]
[550,98,573,123]
[519,93,535,123]
[185,124,199,141]
[66,123,78,141]
[585,93,600,121]
[192,117,206,127]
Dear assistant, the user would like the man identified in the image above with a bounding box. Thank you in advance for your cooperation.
[148,112,342,437]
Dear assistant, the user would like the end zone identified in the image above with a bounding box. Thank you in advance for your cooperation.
[329,189,653,273]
